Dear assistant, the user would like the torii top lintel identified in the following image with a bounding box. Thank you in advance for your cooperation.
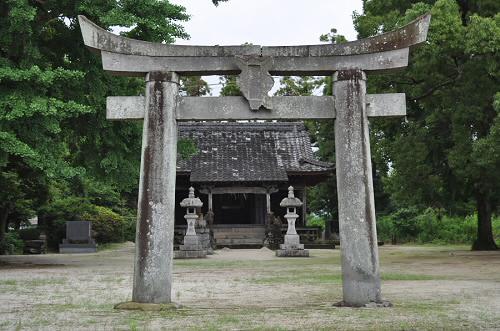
[78,14,430,77]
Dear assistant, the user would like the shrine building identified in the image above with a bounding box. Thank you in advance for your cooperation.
[174,121,333,247]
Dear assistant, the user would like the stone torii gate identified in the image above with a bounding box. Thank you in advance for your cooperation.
[78,14,430,307]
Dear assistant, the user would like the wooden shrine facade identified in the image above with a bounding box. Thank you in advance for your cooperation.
[173,122,332,230]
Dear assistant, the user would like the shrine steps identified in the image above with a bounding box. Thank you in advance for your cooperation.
[213,225,265,248]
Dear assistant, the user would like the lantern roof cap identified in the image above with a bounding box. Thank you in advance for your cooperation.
[280,186,303,207]
[180,187,203,208]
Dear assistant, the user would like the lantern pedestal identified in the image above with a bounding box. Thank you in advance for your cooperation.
[276,249,309,257]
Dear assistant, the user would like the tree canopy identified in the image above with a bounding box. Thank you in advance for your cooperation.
[353,0,499,249]
[0,0,498,251]
[0,0,190,244]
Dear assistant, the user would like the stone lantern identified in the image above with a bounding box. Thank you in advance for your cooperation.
[276,186,309,257]
[175,187,207,259]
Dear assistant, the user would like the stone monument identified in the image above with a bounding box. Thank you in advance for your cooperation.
[276,186,309,257]
[174,187,207,259]
[78,13,430,306]
[59,221,97,253]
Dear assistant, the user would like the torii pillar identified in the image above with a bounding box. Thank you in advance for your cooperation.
[133,72,179,303]
[334,70,381,305]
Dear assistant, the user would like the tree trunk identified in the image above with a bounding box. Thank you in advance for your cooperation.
[472,192,497,251]
[0,207,9,243]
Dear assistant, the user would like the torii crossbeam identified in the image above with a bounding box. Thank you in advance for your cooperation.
[78,14,430,307]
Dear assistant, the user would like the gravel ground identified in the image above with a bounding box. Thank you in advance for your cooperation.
[0,243,499,330]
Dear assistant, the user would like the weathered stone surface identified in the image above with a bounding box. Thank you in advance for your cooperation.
[79,15,260,57]
[333,70,381,306]
[106,96,144,120]
[280,234,302,248]
[197,227,214,254]
[114,301,180,311]
[64,221,92,242]
[235,56,274,110]
[280,186,303,209]
[179,244,204,251]
[269,48,409,75]
[333,300,393,308]
[174,250,207,259]
[59,244,97,254]
[182,235,201,247]
[132,72,179,304]
[176,188,207,259]
[59,221,97,254]
[276,249,309,257]
[179,96,335,120]
[277,187,309,258]
[262,14,430,57]
[79,13,430,58]
[175,187,207,259]
[100,48,409,76]
[107,95,405,121]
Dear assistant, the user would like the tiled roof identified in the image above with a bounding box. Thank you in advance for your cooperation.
[177,122,333,183]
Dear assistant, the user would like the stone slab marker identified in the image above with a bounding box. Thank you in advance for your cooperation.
[133,72,179,303]
[78,13,430,307]
[334,70,381,305]
[59,221,97,254]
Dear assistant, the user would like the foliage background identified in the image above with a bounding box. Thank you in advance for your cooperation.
[0,0,498,252]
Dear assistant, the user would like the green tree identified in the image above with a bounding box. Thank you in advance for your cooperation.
[212,0,229,5]
[180,76,211,96]
[0,0,190,247]
[274,76,321,96]
[354,0,499,250]
[219,75,242,96]
[291,28,394,224]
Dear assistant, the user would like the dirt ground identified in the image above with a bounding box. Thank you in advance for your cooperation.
[0,244,499,330]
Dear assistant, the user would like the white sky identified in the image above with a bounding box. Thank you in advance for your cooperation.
[171,0,364,94]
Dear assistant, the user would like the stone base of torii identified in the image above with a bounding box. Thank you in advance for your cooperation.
[78,13,431,308]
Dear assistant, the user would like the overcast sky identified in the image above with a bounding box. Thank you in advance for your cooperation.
[171,0,364,94]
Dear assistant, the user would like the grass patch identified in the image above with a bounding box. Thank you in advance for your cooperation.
[175,255,340,270]
[97,242,125,251]
[1,278,67,287]
[26,278,67,286]
[381,273,445,281]
[254,272,444,285]
[253,273,342,285]
[33,302,113,312]
[0,279,18,286]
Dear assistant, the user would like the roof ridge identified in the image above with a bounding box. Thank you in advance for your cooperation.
[299,157,334,169]
[179,121,305,127]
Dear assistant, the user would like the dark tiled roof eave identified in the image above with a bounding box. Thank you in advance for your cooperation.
[176,122,331,182]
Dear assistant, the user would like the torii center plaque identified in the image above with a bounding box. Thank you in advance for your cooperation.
[78,14,431,307]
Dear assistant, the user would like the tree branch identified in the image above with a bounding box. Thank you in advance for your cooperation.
[411,73,462,102]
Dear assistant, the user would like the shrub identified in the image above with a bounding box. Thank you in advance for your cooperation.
[83,206,125,244]
[39,197,128,249]
[18,227,41,241]
[376,208,498,245]
[415,211,476,244]
[376,207,419,244]
[376,215,395,243]
[307,214,326,231]
[494,216,500,242]
[123,214,137,242]
[39,197,95,249]
[0,232,24,254]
